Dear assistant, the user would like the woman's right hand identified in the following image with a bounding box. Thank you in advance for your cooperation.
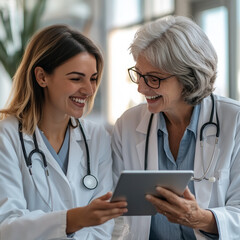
[66,192,127,234]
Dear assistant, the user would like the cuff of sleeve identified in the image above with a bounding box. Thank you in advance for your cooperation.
[50,209,68,238]
[199,230,219,239]
[199,210,219,239]
[47,209,68,239]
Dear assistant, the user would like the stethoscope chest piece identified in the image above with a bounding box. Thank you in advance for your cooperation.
[83,174,98,190]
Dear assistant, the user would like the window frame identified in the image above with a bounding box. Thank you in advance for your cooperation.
[191,0,239,100]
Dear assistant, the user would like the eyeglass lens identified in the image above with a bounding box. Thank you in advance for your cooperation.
[129,69,160,89]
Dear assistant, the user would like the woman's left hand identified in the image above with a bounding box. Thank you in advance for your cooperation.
[146,187,218,234]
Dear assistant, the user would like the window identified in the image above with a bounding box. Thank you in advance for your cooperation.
[107,0,175,124]
[192,0,239,100]
[199,6,228,97]
[107,26,145,124]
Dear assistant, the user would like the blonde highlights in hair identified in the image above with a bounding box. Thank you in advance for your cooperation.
[0,25,104,134]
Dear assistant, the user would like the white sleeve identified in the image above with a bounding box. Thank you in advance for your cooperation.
[0,122,68,240]
[111,117,125,187]
[111,118,130,240]
[209,111,240,239]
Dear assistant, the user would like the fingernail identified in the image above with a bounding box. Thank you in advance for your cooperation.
[146,195,151,200]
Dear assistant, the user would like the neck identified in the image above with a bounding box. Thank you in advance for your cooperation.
[163,103,193,128]
[163,103,194,161]
[38,114,70,151]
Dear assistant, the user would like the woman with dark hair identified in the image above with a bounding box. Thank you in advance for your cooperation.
[0,24,127,240]
[112,16,240,240]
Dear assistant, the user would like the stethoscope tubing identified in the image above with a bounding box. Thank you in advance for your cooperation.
[78,121,98,190]
[18,120,98,190]
[144,94,219,182]
[200,94,220,141]
[145,113,154,170]
[78,121,90,175]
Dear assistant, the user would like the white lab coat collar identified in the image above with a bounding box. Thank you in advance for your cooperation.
[67,118,91,180]
[21,117,91,141]
[21,127,63,173]
[136,108,152,134]
[21,117,91,184]
[136,108,159,170]
[70,117,91,141]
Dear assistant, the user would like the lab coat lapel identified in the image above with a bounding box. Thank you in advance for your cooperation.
[66,124,86,179]
[24,131,52,210]
[194,96,220,209]
[23,128,72,209]
[136,110,158,170]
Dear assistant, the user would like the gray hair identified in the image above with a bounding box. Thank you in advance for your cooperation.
[129,15,218,105]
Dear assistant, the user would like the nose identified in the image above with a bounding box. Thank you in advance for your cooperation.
[81,79,95,96]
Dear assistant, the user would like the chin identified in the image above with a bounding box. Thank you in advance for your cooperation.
[69,111,84,119]
[147,106,162,114]
[75,114,84,119]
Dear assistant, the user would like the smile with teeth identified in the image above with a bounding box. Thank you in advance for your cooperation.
[70,97,86,104]
[145,95,162,100]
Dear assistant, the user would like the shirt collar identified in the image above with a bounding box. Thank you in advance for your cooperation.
[187,103,201,137]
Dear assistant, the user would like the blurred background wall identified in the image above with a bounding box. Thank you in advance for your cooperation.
[0,0,239,126]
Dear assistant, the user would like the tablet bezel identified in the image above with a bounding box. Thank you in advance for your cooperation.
[111,170,194,216]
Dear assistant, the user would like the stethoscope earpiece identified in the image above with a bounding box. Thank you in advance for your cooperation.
[208,177,216,183]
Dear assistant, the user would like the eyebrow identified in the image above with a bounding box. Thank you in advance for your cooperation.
[66,71,85,76]
[65,71,98,76]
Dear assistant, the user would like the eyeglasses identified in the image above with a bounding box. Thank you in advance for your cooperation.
[128,67,174,89]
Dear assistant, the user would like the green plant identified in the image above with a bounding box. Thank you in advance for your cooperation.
[0,0,47,78]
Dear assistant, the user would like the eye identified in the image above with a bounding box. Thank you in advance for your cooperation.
[70,78,81,81]
[90,74,98,82]
[146,75,160,84]
[90,77,97,82]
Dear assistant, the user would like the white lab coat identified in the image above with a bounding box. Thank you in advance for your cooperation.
[112,95,240,240]
[0,116,114,240]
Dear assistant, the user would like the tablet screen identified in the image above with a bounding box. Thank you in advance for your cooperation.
[111,170,194,216]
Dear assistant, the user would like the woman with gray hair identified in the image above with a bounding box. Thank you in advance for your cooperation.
[112,15,240,239]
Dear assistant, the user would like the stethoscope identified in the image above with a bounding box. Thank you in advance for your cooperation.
[18,120,98,191]
[145,94,219,182]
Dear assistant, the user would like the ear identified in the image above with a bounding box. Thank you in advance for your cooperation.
[34,66,48,88]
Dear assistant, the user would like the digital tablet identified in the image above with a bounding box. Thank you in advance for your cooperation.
[111,170,194,216]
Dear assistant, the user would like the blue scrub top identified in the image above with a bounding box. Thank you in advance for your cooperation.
[39,125,70,175]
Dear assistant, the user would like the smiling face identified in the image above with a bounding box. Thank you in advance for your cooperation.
[38,52,98,120]
[135,55,185,114]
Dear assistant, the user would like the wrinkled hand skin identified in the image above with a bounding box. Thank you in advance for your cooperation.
[146,187,218,234]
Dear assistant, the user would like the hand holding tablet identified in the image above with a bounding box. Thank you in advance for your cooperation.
[111,170,194,216]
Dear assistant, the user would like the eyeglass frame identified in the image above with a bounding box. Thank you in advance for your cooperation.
[128,67,174,89]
